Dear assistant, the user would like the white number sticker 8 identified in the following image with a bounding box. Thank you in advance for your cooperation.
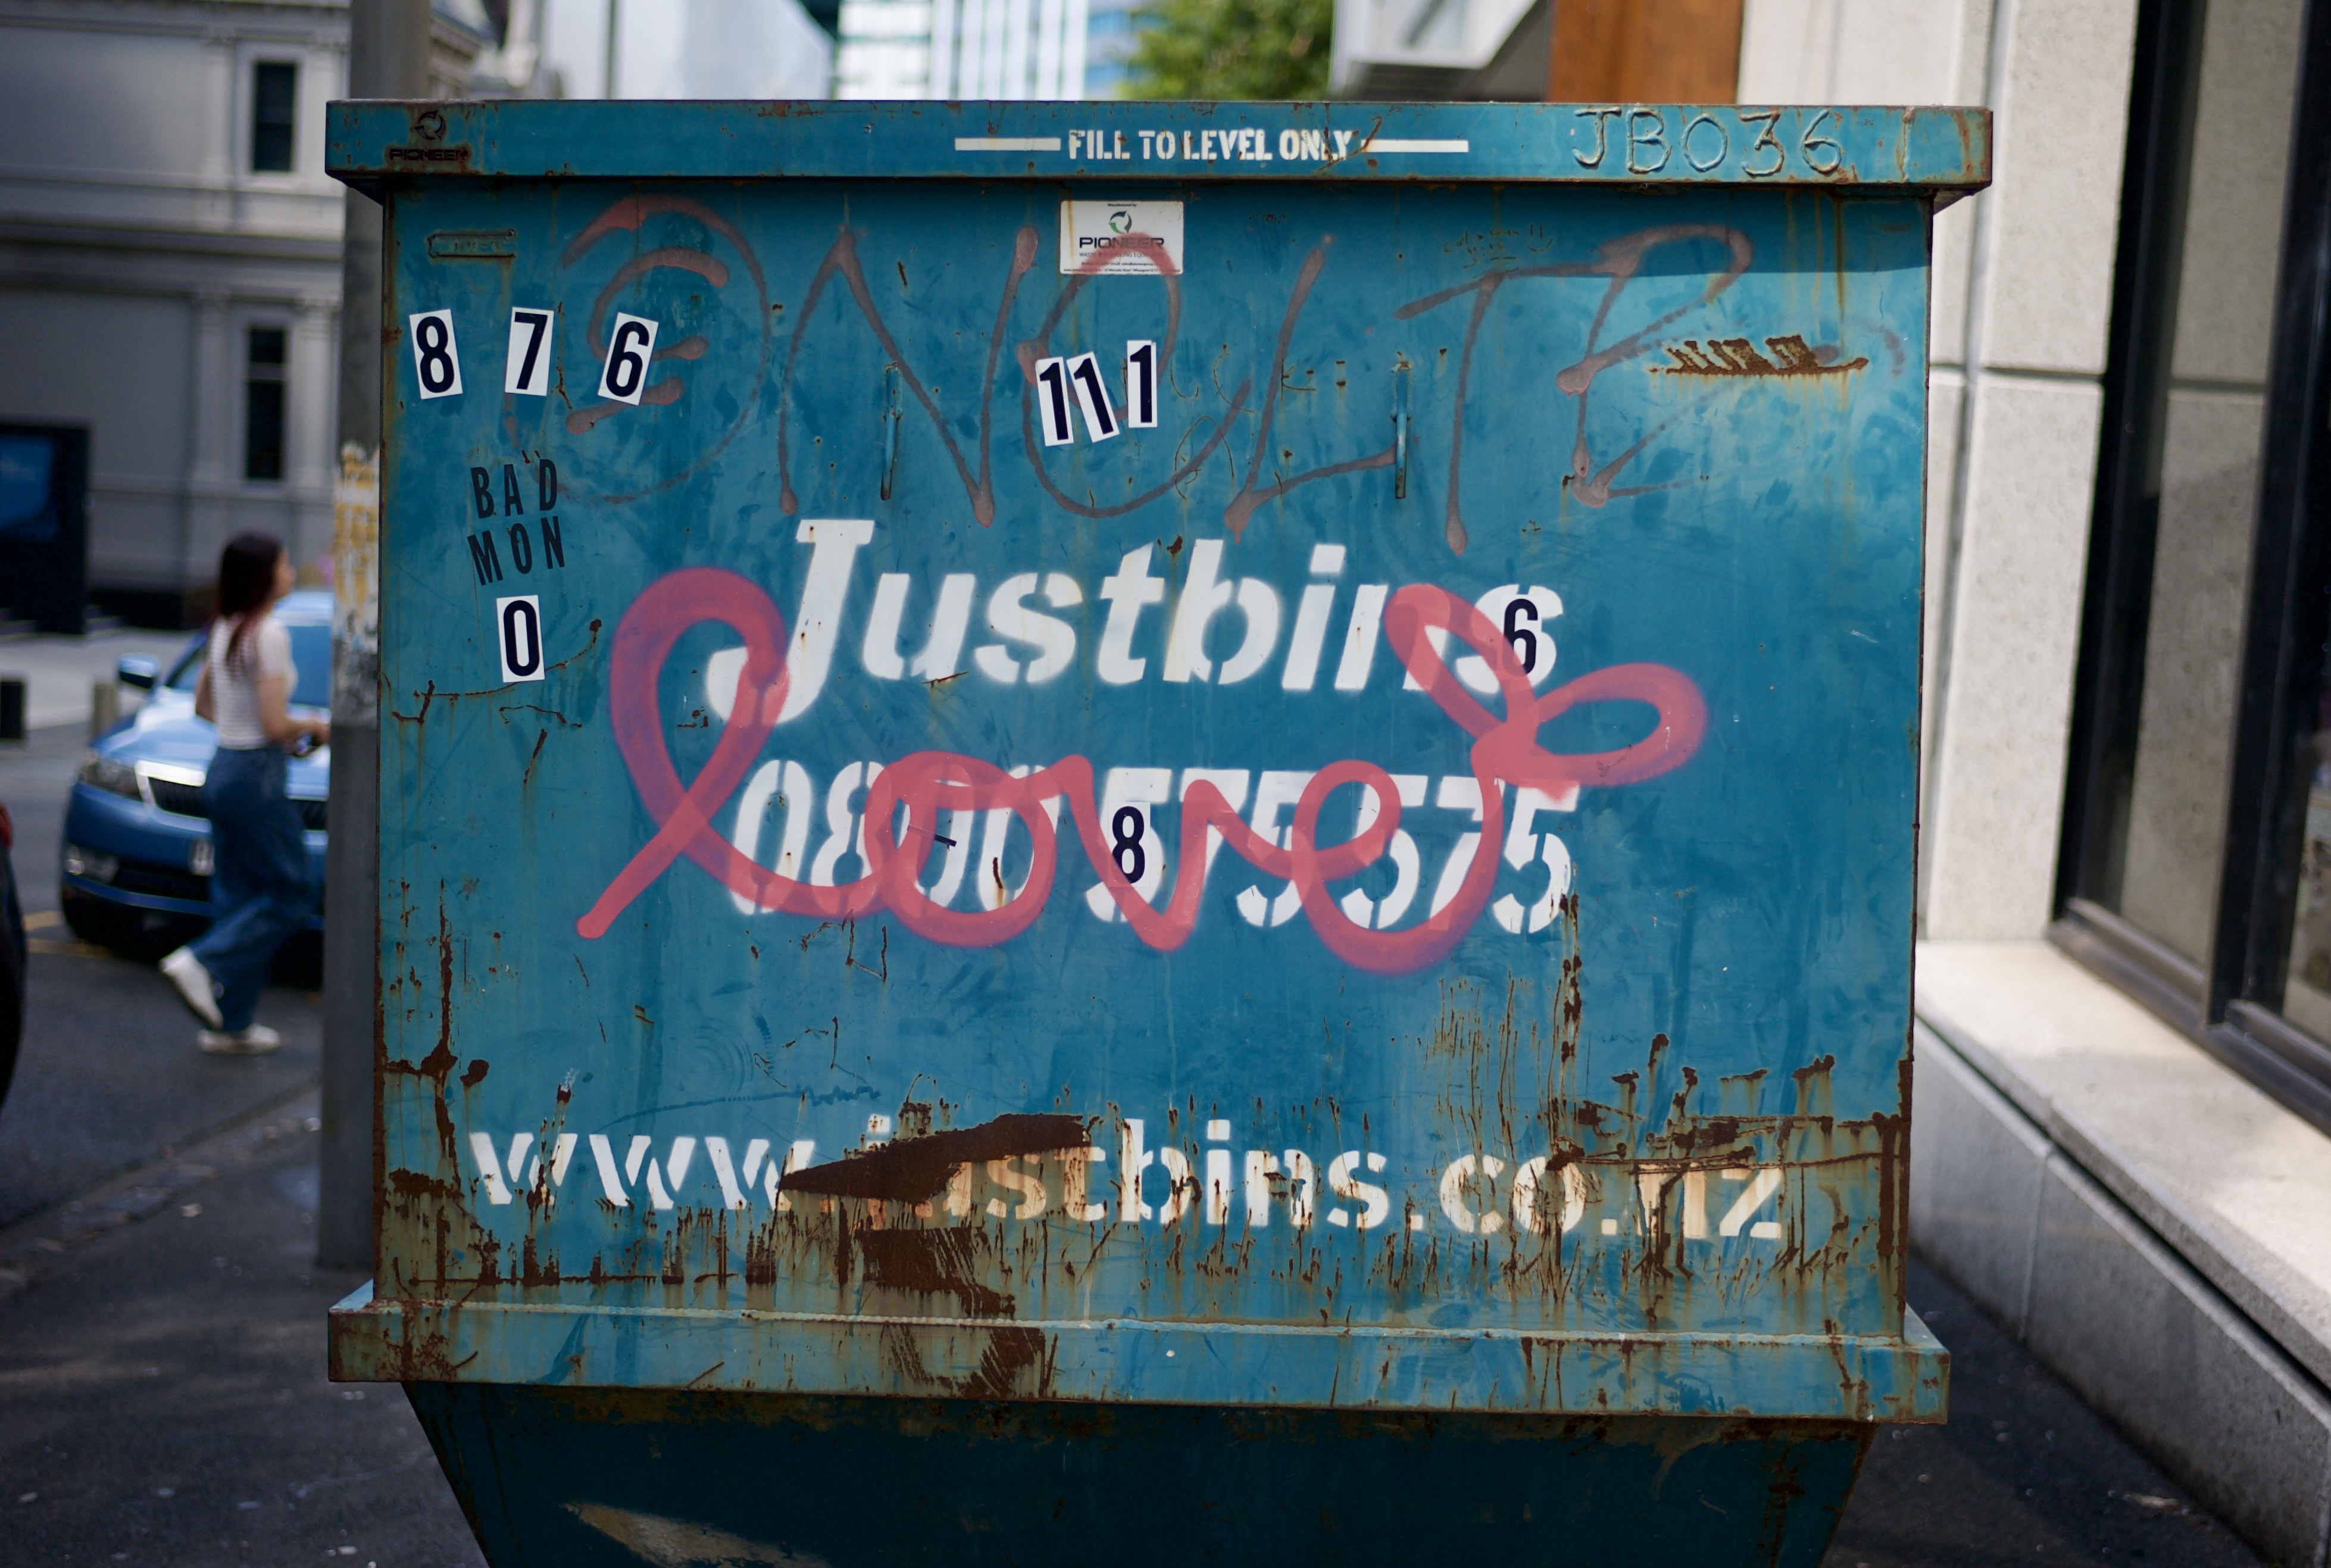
[409,309,463,399]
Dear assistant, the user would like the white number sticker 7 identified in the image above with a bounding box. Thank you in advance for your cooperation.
[505,307,555,396]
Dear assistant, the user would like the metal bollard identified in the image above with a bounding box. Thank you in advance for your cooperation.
[0,677,23,742]
[89,679,117,738]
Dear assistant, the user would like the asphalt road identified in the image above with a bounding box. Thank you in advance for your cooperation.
[0,720,320,1227]
[0,718,476,1567]
[0,716,2278,1567]
[0,1101,485,1567]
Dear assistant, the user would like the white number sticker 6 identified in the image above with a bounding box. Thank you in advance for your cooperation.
[598,313,660,405]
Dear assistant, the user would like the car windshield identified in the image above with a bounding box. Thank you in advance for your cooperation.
[164,620,333,710]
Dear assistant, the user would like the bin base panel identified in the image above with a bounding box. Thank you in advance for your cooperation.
[405,1383,1873,1567]
[331,1286,1951,1422]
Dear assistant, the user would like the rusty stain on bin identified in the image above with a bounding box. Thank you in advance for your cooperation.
[329,97,1984,1564]
[1654,335,1870,376]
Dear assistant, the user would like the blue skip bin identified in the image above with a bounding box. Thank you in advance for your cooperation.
[328,99,1981,1566]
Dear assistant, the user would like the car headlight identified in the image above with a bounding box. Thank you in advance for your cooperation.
[76,750,140,799]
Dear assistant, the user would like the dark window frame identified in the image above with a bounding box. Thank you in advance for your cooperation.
[250,60,298,174]
[2053,0,2331,1135]
[242,323,288,483]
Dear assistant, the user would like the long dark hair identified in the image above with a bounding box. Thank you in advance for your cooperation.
[215,532,284,670]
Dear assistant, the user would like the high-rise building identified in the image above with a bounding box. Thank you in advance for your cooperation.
[540,0,833,101]
[836,0,1140,99]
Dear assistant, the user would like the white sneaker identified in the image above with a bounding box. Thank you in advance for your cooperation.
[160,947,223,1029]
[198,1025,280,1055]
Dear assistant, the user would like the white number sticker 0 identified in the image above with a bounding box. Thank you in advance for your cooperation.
[496,595,545,683]
[409,309,463,399]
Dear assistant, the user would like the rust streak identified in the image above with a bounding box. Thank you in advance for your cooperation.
[1654,335,1867,377]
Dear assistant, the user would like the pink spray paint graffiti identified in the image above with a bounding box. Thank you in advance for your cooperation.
[573,569,1705,971]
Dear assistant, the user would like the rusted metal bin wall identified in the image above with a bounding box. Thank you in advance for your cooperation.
[326,100,1984,1566]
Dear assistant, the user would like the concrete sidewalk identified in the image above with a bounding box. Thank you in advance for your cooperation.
[0,629,192,734]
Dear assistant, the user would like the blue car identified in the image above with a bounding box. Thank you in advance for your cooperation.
[60,589,332,954]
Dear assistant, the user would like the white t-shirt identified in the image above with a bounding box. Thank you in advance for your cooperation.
[207,613,295,750]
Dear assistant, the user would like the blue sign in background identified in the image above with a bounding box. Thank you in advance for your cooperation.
[346,105,1947,1417]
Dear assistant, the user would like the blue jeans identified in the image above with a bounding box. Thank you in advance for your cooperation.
[189,746,315,1031]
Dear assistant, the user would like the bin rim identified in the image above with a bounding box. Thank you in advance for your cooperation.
[327,99,1990,198]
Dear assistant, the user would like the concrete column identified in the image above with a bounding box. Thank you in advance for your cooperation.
[1921,0,2142,939]
[199,33,235,229]
[289,294,338,571]
[183,289,233,597]
[318,0,435,1272]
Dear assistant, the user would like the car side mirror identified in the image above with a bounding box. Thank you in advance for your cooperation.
[117,656,160,691]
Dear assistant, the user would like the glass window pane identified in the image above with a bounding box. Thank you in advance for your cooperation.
[288,622,333,708]
[2097,0,2304,966]
[243,326,286,482]
[252,62,296,173]
[243,380,283,480]
[2286,731,2331,1035]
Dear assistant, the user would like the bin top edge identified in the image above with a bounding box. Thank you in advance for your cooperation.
[327,99,1991,193]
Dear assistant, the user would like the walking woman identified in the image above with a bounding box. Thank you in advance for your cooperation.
[160,533,329,1053]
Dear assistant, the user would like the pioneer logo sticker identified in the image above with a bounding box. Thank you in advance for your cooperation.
[1060,199,1183,276]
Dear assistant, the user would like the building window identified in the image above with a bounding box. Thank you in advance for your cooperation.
[2056,0,2331,1130]
[243,326,286,482]
[251,61,296,173]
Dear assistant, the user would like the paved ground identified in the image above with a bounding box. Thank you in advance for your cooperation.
[0,928,320,1228]
[0,1091,2268,1568]
[0,717,2278,1568]
[0,629,192,733]
[0,1100,486,1568]
[1829,1263,2260,1568]
[0,721,320,1227]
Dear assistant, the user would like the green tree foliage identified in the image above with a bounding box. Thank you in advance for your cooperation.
[1123,0,1333,99]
